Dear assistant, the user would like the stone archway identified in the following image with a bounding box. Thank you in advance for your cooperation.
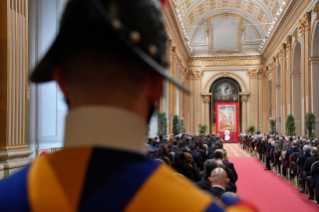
[311,21,319,137]
[292,42,302,136]
[203,73,249,134]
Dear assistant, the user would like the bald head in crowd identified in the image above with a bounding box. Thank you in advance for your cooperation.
[311,147,318,156]
[209,168,229,189]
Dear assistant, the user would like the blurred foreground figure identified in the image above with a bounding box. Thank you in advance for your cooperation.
[0,0,256,211]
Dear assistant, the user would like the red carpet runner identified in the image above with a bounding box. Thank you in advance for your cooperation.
[229,157,319,212]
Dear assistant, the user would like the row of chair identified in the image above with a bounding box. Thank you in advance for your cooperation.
[240,138,318,202]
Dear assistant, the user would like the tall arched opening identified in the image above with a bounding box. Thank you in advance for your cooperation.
[209,78,242,141]
[276,63,282,133]
[292,42,302,136]
[311,21,319,137]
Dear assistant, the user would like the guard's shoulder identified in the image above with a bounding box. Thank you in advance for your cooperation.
[0,165,31,211]
[125,164,224,212]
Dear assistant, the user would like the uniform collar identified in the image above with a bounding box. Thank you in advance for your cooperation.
[64,106,148,155]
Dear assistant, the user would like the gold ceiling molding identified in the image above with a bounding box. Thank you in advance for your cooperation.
[175,0,279,32]
[263,0,306,62]
[190,54,262,59]
[187,59,263,66]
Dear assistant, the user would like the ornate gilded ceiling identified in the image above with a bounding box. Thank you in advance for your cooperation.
[174,0,283,34]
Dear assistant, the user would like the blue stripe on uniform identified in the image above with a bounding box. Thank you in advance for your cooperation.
[79,159,160,212]
[205,202,225,212]
[0,165,31,212]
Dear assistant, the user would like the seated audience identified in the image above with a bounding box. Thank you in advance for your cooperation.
[172,152,200,182]
[282,140,299,176]
[264,139,274,170]
[156,144,173,163]
[300,147,319,194]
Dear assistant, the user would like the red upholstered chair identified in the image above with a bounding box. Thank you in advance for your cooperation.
[163,157,171,166]
[287,154,294,180]
[280,157,287,178]
[154,159,165,164]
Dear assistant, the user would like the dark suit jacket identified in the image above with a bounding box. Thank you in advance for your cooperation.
[285,147,300,161]
[297,153,311,173]
[190,151,203,170]
[292,152,303,162]
[195,179,233,192]
[207,186,225,199]
[304,155,319,175]
[310,162,319,188]
[223,161,238,183]
[197,148,207,162]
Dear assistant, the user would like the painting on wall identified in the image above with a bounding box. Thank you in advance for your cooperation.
[217,105,236,132]
[269,80,272,117]
[212,80,239,102]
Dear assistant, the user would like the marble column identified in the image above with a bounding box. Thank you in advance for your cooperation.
[248,69,259,129]
[285,36,293,114]
[291,70,302,136]
[202,94,211,131]
[241,95,249,134]
[298,13,311,134]
[192,70,203,134]
[0,0,33,179]
[279,44,287,135]
[310,57,319,137]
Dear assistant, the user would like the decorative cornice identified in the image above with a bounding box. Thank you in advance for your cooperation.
[192,70,203,80]
[298,12,311,35]
[279,43,286,58]
[163,2,189,63]
[248,69,259,79]
[187,59,263,67]
[190,54,262,60]
[285,35,292,50]
[260,67,268,78]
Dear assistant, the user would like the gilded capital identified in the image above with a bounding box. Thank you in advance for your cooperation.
[298,13,310,35]
[285,35,292,50]
[203,96,211,104]
[248,69,259,79]
[260,67,268,78]
[192,70,203,80]
[241,96,248,102]
[313,5,319,20]
[279,43,286,58]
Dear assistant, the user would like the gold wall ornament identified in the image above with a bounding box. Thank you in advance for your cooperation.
[261,67,268,78]
[279,43,286,58]
[313,5,319,20]
[203,96,211,104]
[292,30,298,41]
[241,96,248,102]
[223,72,228,78]
[248,69,259,79]
[285,35,292,50]
[187,59,262,67]
[192,70,203,80]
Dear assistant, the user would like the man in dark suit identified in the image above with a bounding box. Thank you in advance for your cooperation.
[196,140,207,162]
[207,168,229,199]
[220,150,238,183]
[208,142,221,159]
[291,144,311,179]
[265,140,274,170]
[305,160,319,200]
[189,142,203,170]
[300,147,319,193]
[282,140,299,175]
[195,160,233,192]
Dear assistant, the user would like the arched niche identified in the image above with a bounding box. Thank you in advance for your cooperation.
[276,63,282,133]
[311,21,319,137]
[206,77,243,134]
[292,42,302,136]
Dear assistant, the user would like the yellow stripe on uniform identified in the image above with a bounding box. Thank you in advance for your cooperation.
[28,147,93,212]
[124,165,221,212]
